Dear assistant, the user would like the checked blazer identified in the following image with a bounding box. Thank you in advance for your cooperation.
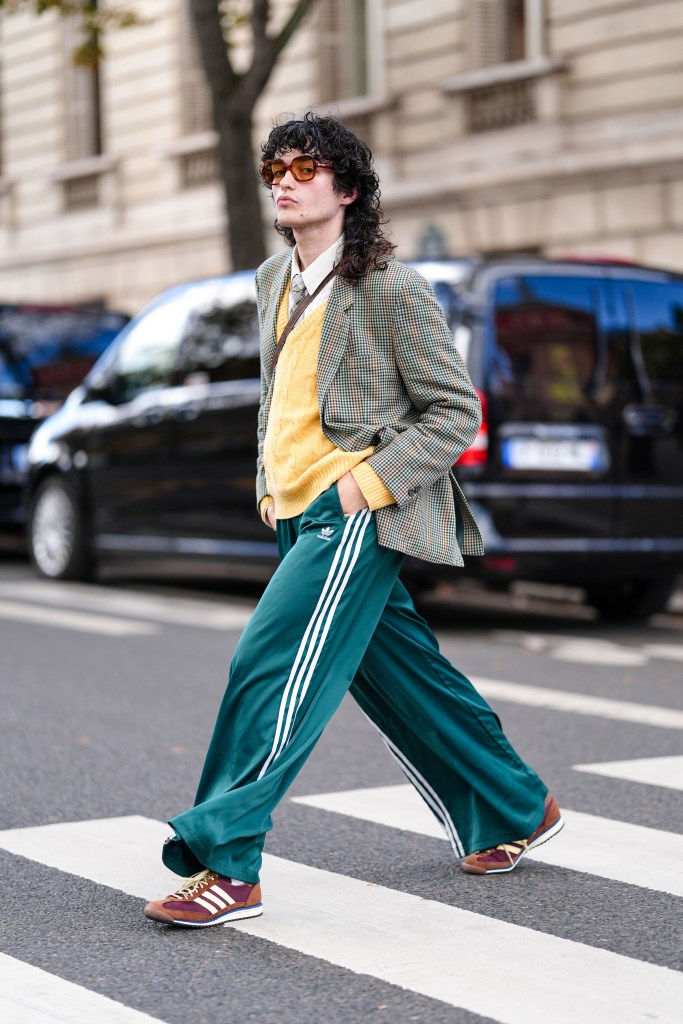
[255,251,485,566]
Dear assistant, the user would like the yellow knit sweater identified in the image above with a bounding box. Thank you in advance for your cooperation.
[260,287,395,521]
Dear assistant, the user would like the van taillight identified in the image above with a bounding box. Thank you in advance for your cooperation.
[456,389,488,467]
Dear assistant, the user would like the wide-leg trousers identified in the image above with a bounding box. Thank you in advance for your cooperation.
[162,485,548,884]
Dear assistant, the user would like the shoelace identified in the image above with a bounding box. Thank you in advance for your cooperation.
[169,868,219,900]
[478,839,528,863]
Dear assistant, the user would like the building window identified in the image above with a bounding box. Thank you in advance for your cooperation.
[62,13,102,164]
[177,0,219,187]
[470,0,544,70]
[61,7,102,209]
[318,0,372,104]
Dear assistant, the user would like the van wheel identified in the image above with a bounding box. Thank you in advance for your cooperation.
[28,477,92,581]
[585,578,677,621]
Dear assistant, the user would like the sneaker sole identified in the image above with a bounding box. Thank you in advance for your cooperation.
[528,814,565,852]
[163,904,264,928]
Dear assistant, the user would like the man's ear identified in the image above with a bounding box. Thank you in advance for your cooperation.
[341,187,359,205]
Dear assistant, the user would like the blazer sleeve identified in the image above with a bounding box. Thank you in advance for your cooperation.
[365,269,481,507]
[255,265,270,511]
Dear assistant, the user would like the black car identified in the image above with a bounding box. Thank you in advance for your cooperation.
[25,259,683,619]
[0,302,129,532]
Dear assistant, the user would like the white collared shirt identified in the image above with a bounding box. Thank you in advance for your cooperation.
[289,235,343,318]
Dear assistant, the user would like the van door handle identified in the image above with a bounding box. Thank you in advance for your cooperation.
[622,403,677,437]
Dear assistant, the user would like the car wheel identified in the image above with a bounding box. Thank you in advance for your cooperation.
[28,476,92,580]
[585,578,677,621]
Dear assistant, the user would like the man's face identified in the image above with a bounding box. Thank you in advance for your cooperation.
[271,149,355,233]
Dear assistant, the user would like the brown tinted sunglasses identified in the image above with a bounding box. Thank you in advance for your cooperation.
[260,155,335,186]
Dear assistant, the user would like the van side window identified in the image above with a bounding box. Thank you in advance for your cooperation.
[624,281,683,387]
[177,286,260,384]
[492,276,605,421]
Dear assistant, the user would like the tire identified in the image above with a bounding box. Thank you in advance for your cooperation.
[585,578,677,621]
[28,476,93,581]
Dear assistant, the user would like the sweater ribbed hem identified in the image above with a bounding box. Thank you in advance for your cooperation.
[268,447,375,520]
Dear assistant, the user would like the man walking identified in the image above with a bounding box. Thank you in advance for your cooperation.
[144,113,563,928]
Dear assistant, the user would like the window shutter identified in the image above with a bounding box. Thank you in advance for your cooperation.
[180,0,213,135]
[62,15,101,160]
[470,0,505,69]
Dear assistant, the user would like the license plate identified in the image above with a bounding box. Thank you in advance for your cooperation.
[501,437,604,472]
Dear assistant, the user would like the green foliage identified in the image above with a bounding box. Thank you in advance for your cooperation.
[0,0,142,65]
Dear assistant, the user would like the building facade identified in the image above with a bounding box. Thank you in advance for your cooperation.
[1,0,682,313]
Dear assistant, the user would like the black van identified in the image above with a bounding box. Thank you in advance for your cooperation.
[0,303,128,530]
[24,260,683,619]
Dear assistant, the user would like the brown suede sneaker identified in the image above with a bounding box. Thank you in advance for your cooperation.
[144,868,263,927]
[461,793,564,875]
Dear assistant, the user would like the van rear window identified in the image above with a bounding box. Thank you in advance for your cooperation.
[492,275,603,420]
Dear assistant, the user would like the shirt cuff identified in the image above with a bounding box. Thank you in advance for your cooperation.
[351,463,395,511]
[259,496,275,522]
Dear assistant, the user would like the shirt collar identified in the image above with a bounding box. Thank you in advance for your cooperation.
[292,235,344,294]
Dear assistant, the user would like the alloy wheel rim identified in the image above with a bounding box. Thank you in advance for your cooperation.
[32,486,75,576]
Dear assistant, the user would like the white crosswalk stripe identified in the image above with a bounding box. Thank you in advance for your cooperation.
[292,784,683,898]
[575,754,683,791]
[0,952,161,1023]
[0,580,252,634]
[0,814,681,1024]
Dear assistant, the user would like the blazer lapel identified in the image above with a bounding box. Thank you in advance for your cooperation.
[317,276,354,407]
[261,255,291,373]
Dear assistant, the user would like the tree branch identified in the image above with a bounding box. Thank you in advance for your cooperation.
[274,0,317,57]
[189,0,238,100]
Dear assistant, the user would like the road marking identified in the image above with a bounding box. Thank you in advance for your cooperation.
[0,816,680,1024]
[0,600,157,637]
[493,631,683,666]
[0,580,253,631]
[643,643,683,662]
[575,754,683,791]
[471,676,683,730]
[0,952,164,1023]
[292,784,683,898]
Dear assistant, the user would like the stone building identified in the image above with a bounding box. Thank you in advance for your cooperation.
[1,0,682,313]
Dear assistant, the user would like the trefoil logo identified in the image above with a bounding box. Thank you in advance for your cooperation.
[317,526,335,541]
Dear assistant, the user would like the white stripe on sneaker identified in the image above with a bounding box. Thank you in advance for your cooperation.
[211,884,235,905]
[258,509,371,778]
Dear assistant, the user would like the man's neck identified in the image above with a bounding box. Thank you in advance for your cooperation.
[293,221,344,271]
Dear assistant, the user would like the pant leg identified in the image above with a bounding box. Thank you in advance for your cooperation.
[162,485,404,883]
[350,578,548,857]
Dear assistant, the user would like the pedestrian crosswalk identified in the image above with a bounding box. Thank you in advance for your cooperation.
[293,783,683,898]
[0,814,681,1024]
[1,574,682,1023]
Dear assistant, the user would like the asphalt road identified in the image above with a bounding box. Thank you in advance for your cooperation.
[0,557,681,1024]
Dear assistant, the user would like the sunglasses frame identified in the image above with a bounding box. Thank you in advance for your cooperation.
[260,155,336,187]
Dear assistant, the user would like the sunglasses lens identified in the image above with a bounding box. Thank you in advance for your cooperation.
[261,161,284,184]
[292,157,316,181]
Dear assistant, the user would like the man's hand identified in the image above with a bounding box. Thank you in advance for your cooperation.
[337,471,369,515]
[265,503,276,530]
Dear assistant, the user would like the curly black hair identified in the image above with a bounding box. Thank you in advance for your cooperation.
[260,112,395,284]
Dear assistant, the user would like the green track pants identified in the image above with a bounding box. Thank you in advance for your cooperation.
[162,484,548,884]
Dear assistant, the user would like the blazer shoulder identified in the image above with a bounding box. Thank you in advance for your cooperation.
[256,251,291,288]
[363,259,433,297]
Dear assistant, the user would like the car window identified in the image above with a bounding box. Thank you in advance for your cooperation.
[492,275,606,421]
[114,295,191,401]
[622,280,683,388]
[176,280,260,384]
[0,305,127,401]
